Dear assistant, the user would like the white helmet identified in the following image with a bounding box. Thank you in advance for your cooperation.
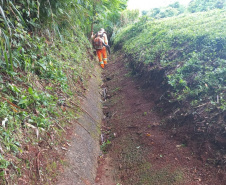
[100,28,105,32]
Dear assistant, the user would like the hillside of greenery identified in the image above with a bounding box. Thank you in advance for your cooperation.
[188,0,225,13]
[113,9,226,156]
[143,0,225,19]
[0,0,127,183]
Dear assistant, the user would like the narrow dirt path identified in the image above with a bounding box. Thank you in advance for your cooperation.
[96,54,225,185]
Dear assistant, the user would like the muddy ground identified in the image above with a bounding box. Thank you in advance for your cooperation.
[96,54,226,185]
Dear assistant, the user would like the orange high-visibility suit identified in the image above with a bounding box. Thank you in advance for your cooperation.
[91,29,108,69]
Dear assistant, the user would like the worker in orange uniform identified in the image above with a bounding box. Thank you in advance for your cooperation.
[91,28,108,69]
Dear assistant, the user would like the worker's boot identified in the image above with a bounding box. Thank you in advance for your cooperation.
[100,61,104,69]
[103,58,107,65]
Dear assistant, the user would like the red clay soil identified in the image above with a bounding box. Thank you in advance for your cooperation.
[96,54,226,185]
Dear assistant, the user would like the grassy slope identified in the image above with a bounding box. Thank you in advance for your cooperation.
[113,9,226,151]
[0,23,95,183]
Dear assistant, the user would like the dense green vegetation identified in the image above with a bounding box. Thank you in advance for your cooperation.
[0,1,93,183]
[188,0,225,13]
[113,9,226,131]
[0,0,127,183]
[120,9,139,26]
[142,2,186,18]
[143,0,225,19]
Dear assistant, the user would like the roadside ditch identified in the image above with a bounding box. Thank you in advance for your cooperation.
[56,66,103,185]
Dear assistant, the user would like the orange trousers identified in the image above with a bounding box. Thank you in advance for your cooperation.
[97,46,107,68]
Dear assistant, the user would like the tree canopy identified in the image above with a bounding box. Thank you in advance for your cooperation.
[142,1,186,19]
[188,0,225,13]
[142,0,226,19]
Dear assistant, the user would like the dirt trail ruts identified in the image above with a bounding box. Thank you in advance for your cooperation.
[95,54,225,185]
